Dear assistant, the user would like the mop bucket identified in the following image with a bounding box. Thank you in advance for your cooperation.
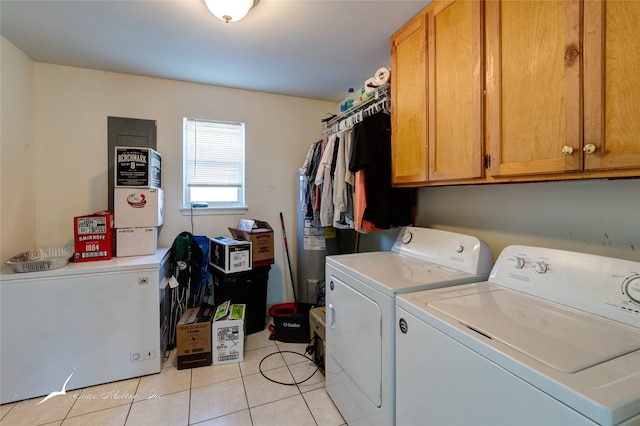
[268,302,313,343]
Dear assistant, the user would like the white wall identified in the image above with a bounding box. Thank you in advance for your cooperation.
[0,36,36,262]
[2,45,336,306]
[416,179,640,262]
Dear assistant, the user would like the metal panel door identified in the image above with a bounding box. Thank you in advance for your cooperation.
[107,116,157,211]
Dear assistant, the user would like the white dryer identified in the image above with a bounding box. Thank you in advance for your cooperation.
[325,226,493,425]
[396,245,640,426]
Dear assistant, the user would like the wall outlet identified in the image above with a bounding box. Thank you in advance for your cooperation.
[130,349,156,362]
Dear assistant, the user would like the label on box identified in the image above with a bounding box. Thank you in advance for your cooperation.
[230,247,250,270]
[76,217,108,234]
[115,147,161,188]
[215,324,242,362]
[212,320,245,365]
[74,239,113,262]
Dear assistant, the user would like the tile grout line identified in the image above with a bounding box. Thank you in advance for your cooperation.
[239,364,254,426]
[187,367,193,426]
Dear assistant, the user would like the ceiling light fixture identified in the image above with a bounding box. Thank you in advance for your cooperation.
[204,0,259,24]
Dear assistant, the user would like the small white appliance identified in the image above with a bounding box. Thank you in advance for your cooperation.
[0,249,170,404]
[325,226,493,425]
[396,245,640,426]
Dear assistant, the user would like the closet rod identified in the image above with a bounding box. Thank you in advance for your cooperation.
[324,83,390,131]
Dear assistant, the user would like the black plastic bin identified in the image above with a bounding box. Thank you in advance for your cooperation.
[212,266,270,335]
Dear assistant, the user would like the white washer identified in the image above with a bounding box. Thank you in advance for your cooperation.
[325,226,493,425]
[396,245,640,426]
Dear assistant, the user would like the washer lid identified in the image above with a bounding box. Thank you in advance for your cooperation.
[430,289,640,373]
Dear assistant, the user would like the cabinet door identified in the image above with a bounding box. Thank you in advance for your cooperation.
[584,0,640,171]
[428,0,483,181]
[487,0,582,177]
[391,9,429,186]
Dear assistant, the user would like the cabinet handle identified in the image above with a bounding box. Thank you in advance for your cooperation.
[561,146,574,155]
[583,144,597,154]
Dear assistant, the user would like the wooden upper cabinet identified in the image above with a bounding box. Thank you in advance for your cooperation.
[584,0,640,171]
[390,0,640,186]
[391,9,429,187]
[428,0,484,182]
[487,0,582,177]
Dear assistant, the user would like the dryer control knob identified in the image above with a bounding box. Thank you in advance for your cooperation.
[534,261,549,274]
[402,231,413,244]
[514,257,526,269]
[623,275,640,304]
[455,244,464,253]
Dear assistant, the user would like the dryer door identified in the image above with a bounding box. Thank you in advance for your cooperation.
[326,274,382,407]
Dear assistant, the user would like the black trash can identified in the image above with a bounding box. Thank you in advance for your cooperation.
[212,266,270,335]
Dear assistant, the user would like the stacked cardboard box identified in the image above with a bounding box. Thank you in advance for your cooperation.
[228,219,274,268]
[209,236,252,274]
[113,147,163,257]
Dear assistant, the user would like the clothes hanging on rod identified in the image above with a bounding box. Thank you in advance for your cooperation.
[302,120,413,232]
[300,138,323,222]
[315,132,338,227]
[349,111,413,230]
[300,83,413,233]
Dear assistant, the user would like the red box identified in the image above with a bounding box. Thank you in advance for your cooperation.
[74,211,115,262]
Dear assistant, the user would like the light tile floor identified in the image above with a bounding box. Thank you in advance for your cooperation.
[0,329,345,426]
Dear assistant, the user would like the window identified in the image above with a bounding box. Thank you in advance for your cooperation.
[183,117,246,211]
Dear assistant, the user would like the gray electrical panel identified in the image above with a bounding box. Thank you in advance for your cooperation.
[107,116,157,212]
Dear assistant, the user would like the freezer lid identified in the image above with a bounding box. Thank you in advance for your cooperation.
[429,289,640,373]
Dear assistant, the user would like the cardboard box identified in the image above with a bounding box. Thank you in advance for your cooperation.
[114,188,164,228]
[115,146,161,188]
[73,211,114,262]
[228,219,274,268]
[116,227,157,257]
[209,236,252,274]
[176,304,215,370]
[212,302,245,365]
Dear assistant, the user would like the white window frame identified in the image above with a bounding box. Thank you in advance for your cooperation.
[181,117,247,215]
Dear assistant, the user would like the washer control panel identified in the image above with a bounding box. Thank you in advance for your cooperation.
[490,245,640,328]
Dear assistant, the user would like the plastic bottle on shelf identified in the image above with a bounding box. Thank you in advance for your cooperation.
[345,87,356,110]
[339,87,359,113]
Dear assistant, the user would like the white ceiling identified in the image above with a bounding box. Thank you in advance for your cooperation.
[0,0,430,102]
